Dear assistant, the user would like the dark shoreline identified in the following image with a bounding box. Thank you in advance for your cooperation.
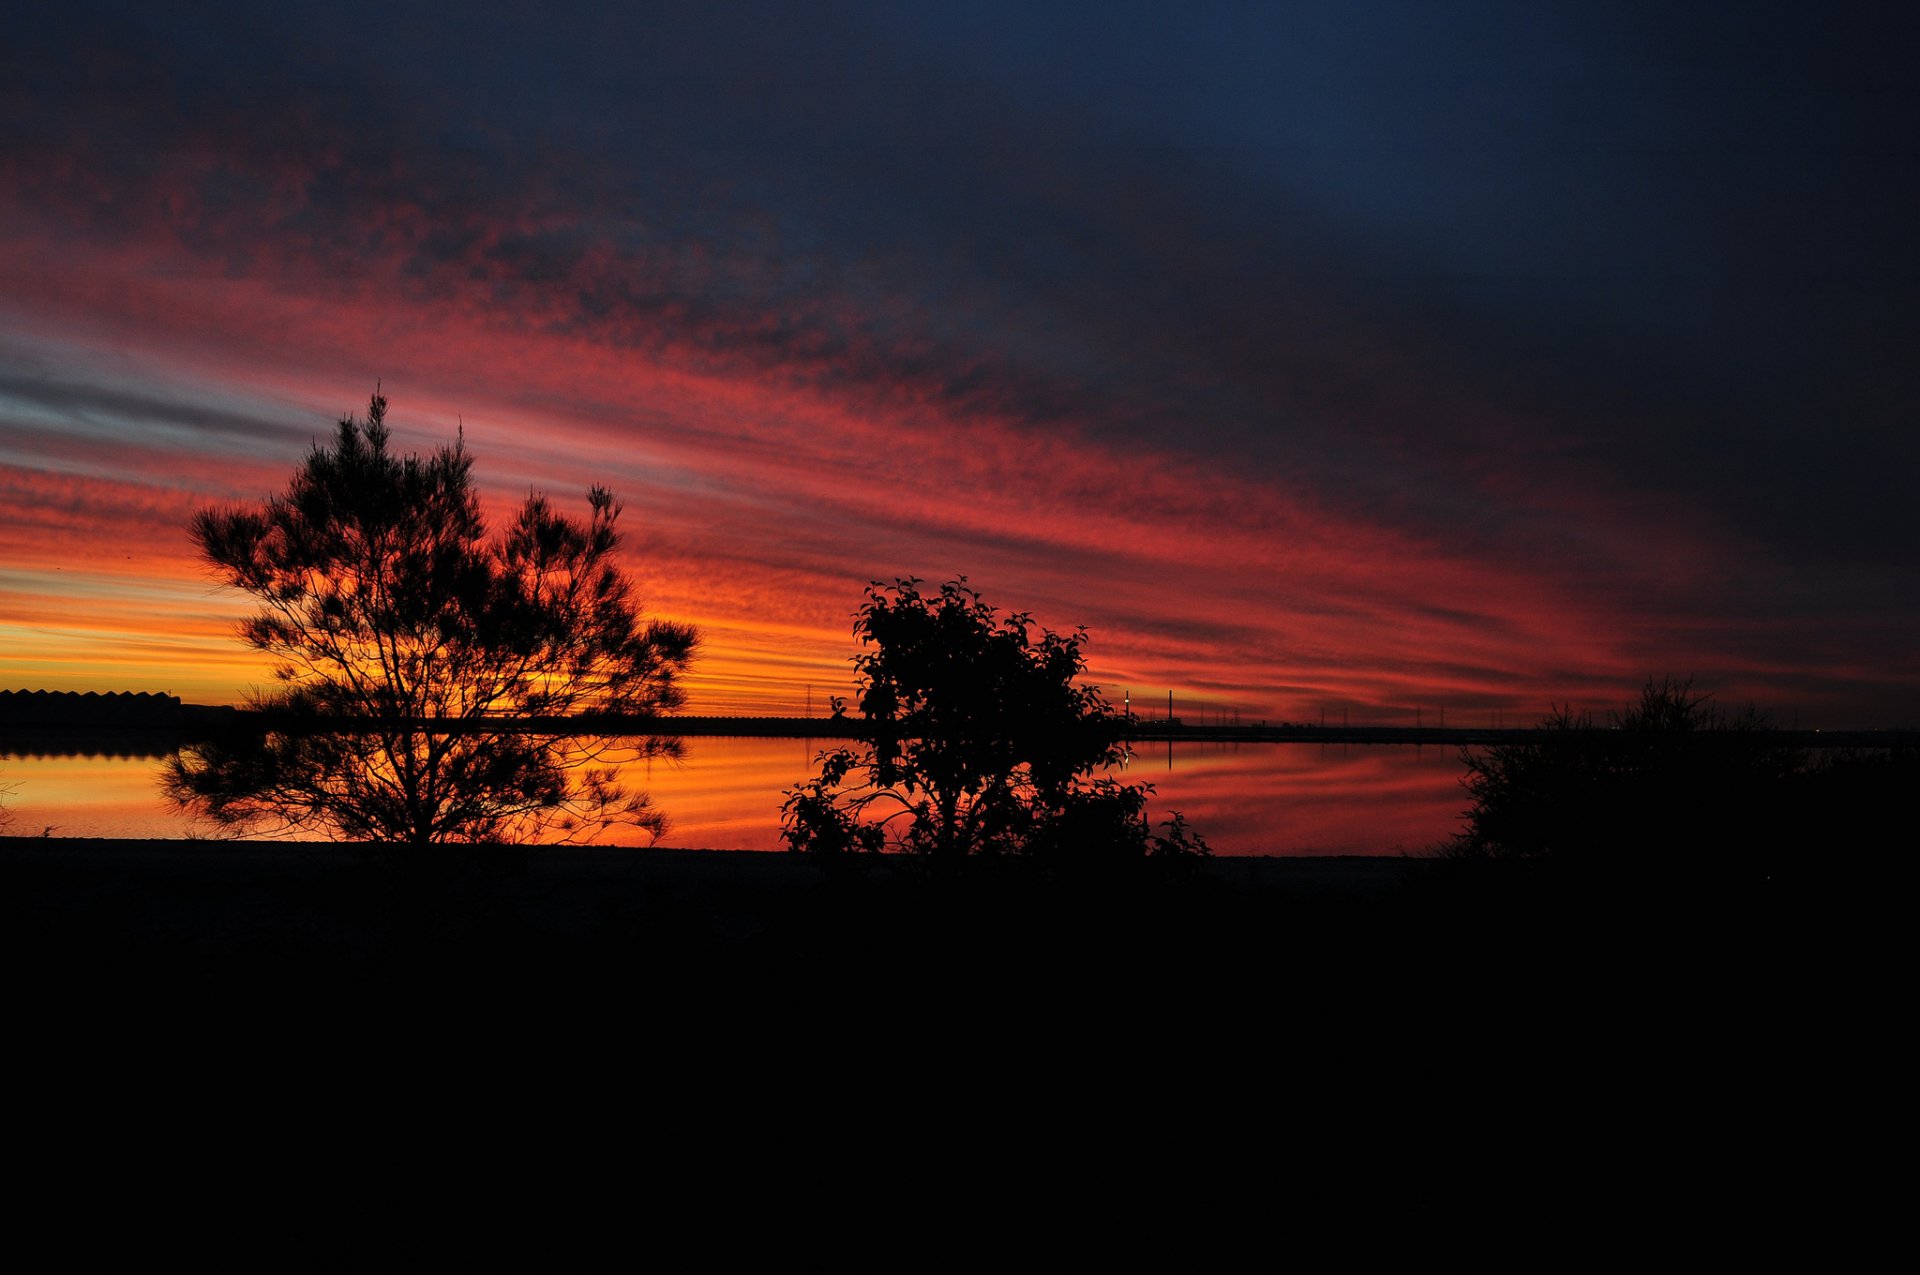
[4,827,1802,1197]
[3,834,1781,988]
[7,707,1915,755]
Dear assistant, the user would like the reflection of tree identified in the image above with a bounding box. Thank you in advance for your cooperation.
[781,578,1207,863]
[165,390,697,848]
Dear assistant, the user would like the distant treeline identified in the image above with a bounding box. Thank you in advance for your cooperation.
[4,690,1914,748]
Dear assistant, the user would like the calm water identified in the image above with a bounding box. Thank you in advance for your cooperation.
[1,737,1470,855]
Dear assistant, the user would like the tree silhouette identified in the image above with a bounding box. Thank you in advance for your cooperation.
[1449,676,1804,869]
[781,578,1207,863]
[165,390,697,847]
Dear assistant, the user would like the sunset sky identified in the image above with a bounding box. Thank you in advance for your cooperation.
[4,2,1916,727]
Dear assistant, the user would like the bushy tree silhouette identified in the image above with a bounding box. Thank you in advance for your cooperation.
[1449,677,1804,869]
[165,390,697,847]
[781,578,1207,863]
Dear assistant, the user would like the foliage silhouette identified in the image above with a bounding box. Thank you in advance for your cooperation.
[1448,677,1805,870]
[164,389,697,847]
[781,577,1208,864]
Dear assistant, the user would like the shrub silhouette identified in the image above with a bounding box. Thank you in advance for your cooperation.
[1449,677,1805,872]
[165,389,697,848]
[781,578,1207,864]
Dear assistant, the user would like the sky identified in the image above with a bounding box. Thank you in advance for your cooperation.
[3,1,1916,727]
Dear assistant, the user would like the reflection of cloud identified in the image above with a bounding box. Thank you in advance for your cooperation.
[1128,743,1470,856]
[6,738,1468,856]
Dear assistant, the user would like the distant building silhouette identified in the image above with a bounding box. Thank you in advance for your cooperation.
[1,689,185,729]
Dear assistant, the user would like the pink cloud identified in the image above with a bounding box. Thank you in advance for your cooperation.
[3,93,1911,728]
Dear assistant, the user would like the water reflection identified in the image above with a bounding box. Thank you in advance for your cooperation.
[1,753,194,839]
[1122,741,1466,855]
[3,738,1469,855]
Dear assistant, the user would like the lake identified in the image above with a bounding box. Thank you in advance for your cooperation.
[0,736,1471,855]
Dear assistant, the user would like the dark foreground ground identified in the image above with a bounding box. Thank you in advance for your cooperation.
[2,835,1801,1009]
[2,835,1825,1250]
[1,838,1427,982]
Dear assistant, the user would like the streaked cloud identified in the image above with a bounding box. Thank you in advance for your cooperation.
[3,1,1915,725]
